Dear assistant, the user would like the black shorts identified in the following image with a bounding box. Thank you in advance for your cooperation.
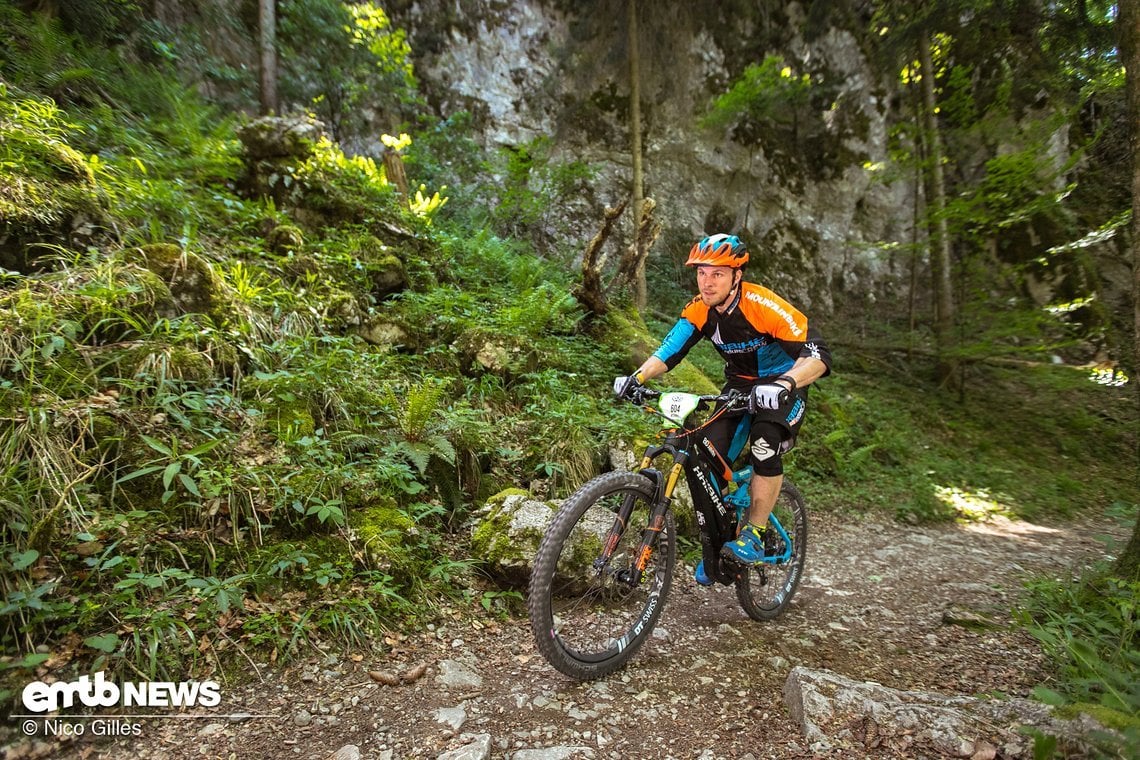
[702,384,809,477]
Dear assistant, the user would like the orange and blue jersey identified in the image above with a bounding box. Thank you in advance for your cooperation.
[652,282,832,385]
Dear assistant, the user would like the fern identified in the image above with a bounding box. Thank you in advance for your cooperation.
[392,380,446,442]
[403,443,431,475]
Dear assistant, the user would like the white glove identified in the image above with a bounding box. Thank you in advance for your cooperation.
[613,374,645,399]
[749,383,788,412]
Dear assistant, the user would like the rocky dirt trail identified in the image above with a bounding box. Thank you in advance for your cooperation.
[12,510,1127,760]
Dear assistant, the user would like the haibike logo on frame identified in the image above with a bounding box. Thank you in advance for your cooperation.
[692,463,719,505]
[22,672,222,713]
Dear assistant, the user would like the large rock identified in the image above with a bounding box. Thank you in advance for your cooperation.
[236,115,326,206]
[470,490,557,586]
[237,115,324,160]
[387,0,915,310]
[126,244,229,322]
[454,331,538,377]
[783,667,1117,758]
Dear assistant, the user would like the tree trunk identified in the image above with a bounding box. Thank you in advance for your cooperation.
[383,150,410,200]
[258,0,278,116]
[1114,0,1140,581]
[918,31,958,386]
[628,0,647,310]
[574,200,629,317]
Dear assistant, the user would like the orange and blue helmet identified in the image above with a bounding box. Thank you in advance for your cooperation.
[684,234,749,268]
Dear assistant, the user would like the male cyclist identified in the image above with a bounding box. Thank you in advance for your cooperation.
[615,233,832,583]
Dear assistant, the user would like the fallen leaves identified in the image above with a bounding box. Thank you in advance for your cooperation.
[367,661,428,686]
[367,670,400,686]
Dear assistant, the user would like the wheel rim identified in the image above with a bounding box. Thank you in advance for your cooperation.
[740,490,806,612]
[543,487,672,664]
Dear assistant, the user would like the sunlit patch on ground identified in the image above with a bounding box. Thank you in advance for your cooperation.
[936,485,1019,523]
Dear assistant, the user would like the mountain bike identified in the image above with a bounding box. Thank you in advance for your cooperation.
[527,385,808,680]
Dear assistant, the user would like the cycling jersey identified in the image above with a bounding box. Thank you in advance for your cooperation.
[653,282,832,384]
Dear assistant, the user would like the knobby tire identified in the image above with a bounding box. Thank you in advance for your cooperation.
[527,471,676,680]
[735,480,808,621]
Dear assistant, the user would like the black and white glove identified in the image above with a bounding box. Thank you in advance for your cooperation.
[749,384,787,412]
[749,375,796,413]
[613,373,644,400]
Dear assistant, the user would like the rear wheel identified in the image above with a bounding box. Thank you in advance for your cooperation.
[527,472,675,680]
[735,480,808,621]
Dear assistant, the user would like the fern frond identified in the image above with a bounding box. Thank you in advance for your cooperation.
[427,434,456,466]
[398,380,445,441]
[403,442,431,474]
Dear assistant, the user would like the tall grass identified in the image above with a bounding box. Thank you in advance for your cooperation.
[1017,550,1140,756]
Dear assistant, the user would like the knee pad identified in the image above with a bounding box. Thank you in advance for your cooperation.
[750,434,784,476]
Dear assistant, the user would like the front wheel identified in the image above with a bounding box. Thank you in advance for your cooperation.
[527,471,676,680]
[735,480,808,621]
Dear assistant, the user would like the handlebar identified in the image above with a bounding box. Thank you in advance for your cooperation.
[624,385,752,413]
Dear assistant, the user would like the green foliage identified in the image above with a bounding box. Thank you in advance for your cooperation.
[483,137,595,253]
[53,0,141,44]
[1017,561,1140,755]
[282,137,407,226]
[404,111,488,205]
[0,5,101,96]
[116,434,225,505]
[278,0,418,141]
[790,358,1138,525]
[702,56,813,143]
[0,90,100,229]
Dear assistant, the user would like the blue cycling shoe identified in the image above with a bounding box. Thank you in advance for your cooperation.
[694,560,714,586]
[721,522,768,564]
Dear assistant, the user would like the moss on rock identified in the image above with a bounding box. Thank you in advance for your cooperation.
[349,497,418,573]
[126,244,230,323]
[260,399,316,439]
[470,489,556,587]
[348,235,408,297]
[266,224,304,255]
[599,305,717,394]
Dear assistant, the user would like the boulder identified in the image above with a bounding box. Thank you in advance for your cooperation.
[454,331,537,377]
[266,224,304,254]
[237,115,324,160]
[783,666,1117,758]
[356,320,408,350]
[470,489,557,586]
[125,244,228,322]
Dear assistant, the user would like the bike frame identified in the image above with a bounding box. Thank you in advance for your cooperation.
[595,395,771,587]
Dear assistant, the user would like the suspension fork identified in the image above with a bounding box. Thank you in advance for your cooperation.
[624,461,684,584]
[592,454,667,573]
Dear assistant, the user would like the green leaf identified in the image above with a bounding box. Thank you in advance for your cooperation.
[115,464,164,483]
[1032,731,1058,760]
[162,461,182,490]
[178,473,200,496]
[84,633,120,653]
[185,438,223,457]
[10,550,39,571]
[1032,686,1068,706]
[21,652,50,668]
[139,434,174,457]
[0,652,50,670]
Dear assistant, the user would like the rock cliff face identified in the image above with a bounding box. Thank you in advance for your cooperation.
[388,0,911,311]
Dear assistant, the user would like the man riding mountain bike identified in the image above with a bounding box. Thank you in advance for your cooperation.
[615,233,832,584]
